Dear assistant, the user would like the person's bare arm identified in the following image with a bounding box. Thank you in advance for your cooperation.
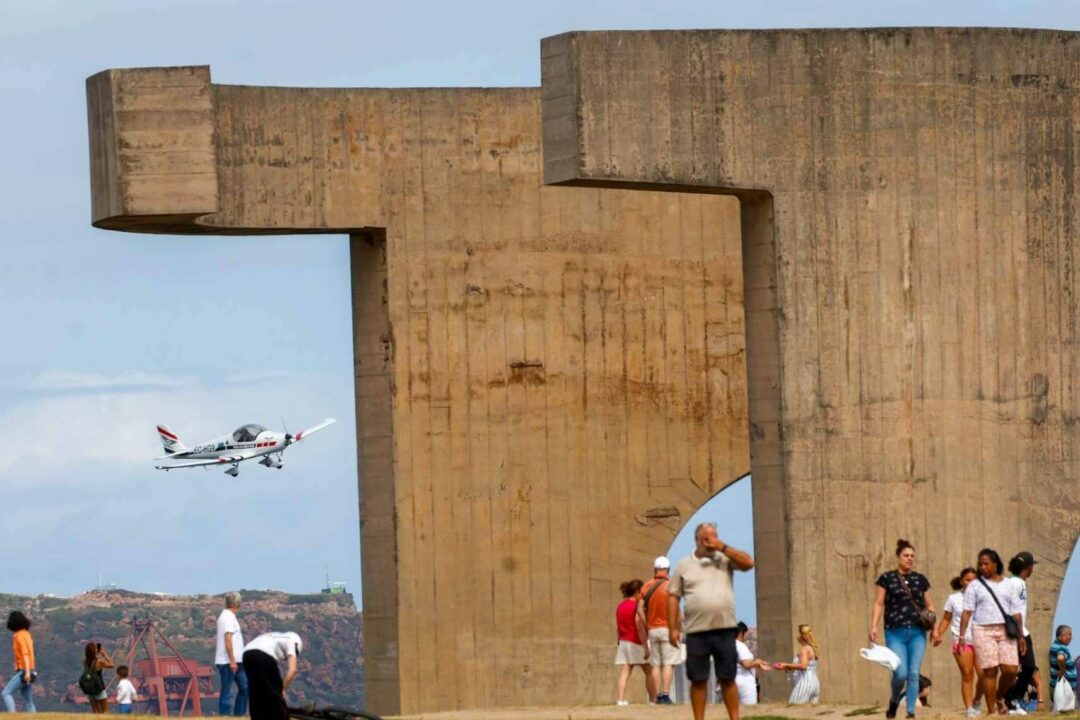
[710,538,753,570]
[870,585,886,642]
[957,609,973,646]
[922,589,935,614]
[282,654,298,691]
[1058,651,1067,678]
[667,594,681,648]
[933,611,952,646]
[635,603,650,659]
[1014,613,1027,656]
[225,632,237,671]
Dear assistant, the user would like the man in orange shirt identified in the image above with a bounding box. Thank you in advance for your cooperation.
[3,611,36,712]
[639,556,682,704]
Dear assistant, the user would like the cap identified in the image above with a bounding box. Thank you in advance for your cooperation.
[1015,551,1038,567]
[653,556,670,569]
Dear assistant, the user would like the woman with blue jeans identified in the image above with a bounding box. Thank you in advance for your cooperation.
[3,611,36,713]
[870,539,935,719]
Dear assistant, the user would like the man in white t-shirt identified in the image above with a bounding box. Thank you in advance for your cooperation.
[242,631,303,720]
[1004,552,1040,713]
[215,592,248,716]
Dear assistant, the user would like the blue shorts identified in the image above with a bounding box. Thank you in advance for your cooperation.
[119,704,133,714]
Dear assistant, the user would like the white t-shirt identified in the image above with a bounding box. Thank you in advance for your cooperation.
[244,632,301,661]
[963,576,1022,626]
[116,678,137,704]
[215,608,245,665]
[735,640,756,688]
[1007,576,1029,637]
[944,592,973,643]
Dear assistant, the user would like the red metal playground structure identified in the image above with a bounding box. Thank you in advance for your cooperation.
[65,618,218,716]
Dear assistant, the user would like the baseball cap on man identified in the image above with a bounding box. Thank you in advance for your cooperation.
[1014,551,1038,567]
[654,556,670,569]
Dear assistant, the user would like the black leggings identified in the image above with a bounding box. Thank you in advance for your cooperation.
[1005,635,1036,705]
[242,650,287,720]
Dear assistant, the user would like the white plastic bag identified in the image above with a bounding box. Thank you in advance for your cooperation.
[1054,679,1076,712]
[860,643,901,672]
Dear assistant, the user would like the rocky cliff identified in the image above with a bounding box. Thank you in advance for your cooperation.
[0,589,363,712]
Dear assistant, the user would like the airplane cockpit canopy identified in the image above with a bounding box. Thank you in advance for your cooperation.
[233,424,267,443]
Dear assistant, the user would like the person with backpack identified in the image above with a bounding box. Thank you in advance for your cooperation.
[79,643,114,713]
[639,556,681,704]
[2,611,36,713]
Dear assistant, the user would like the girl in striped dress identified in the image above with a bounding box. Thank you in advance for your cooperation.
[775,624,821,704]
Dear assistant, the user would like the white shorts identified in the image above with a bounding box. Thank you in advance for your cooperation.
[648,627,683,666]
[614,640,647,665]
[736,678,757,705]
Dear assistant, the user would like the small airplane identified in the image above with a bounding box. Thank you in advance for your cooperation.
[154,419,336,476]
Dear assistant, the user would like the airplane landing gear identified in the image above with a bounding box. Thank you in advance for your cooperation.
[225,464,239,477]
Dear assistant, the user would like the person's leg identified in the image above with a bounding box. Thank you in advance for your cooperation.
[219,664,235,716]
[955,648,975,708]
[981,667,1000,716]
[647,660,660,702]
[998,664,1019,709]
[719,679,740,720]
[662,664,674,697]
[689,681,708,720]
[233,665,249,716]
[886,629,910,714]
[640,663,656,702]
[1006,636,1035,706]
[1,672,21,712]
[19,678,34,713]
[905,630,927,714]
[615,663,631,702]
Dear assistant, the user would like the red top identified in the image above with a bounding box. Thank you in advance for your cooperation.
[616,599,641,644]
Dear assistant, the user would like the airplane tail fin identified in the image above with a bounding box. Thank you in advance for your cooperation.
[156,424,188,455]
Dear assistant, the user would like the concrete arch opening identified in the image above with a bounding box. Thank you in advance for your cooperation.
[660,473,757,704]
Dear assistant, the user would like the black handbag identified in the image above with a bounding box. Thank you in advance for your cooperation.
[898,571,937,632]
[977,576,1021,639]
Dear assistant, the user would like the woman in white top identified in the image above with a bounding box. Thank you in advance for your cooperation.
[242,631,303,720]
[733,621,771,705]
[932,567,983,716]
[958,549,1026,717]
[775,624,820,705]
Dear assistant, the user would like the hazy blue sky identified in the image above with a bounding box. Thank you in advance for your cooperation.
[2,0,1079,627]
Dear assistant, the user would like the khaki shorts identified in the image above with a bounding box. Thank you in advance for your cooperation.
[614,640,647,665]
[648,627,683,666]
[973,623,1019,670]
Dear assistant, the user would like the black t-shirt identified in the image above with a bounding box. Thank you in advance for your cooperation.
[876,570,931,629]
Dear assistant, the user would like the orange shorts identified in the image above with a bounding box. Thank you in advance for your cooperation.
[972,624,1018,670]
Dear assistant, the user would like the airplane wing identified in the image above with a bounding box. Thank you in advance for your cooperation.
[154,451,193,461]
[155,456,245,470]
[293,418,336,442]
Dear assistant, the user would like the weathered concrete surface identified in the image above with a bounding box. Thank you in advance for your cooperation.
[542,27,1080,702]
[86,68,750,714]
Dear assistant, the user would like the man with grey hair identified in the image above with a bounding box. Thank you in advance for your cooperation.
[215,592,248,716]
[668,522,754,720]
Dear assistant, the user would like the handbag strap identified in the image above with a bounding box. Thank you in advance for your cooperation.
[642,578,665,615]
[977,576,1013,624]
[896,571,925,612]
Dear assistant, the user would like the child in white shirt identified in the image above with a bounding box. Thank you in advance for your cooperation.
[115,665,137,714]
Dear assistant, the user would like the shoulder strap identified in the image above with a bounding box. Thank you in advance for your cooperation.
[642,578,665,613]
[897,571,924,610]
[977,576,1012,622]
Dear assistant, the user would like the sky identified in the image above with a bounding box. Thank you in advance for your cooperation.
[2,0,1080,621]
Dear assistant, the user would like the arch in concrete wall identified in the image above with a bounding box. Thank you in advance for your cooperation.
[540,27,1080,702]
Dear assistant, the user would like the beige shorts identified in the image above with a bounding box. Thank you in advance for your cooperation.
[614,640,647,665]
[648,627,683,666]
[973,623,1019,670]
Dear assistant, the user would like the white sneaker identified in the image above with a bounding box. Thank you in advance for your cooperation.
[616,700,629,706]
[1007,709,1027,716]
[966,708,980,718]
